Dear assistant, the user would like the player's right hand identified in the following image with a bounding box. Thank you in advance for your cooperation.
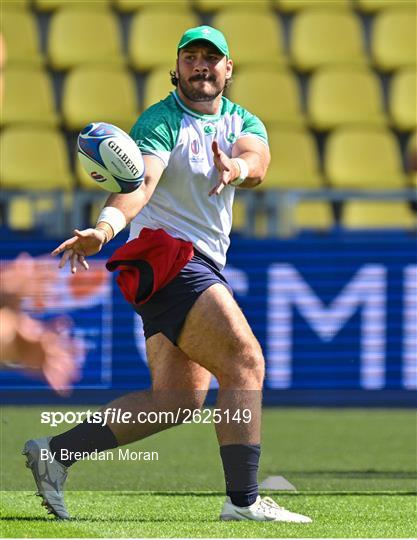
[51,228,107,274]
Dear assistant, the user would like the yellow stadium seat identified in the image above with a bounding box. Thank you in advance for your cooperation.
[1,66,59,127]
[295,201,334,230]
[129,10,198,71]
[390,68,417,132]
[275,0,349,12]
[8,197,34,230]
[308,66,386,130]
[6,197,60,230]
[195,0,269,11]
[8,195,73,231]
[0,126,73,190]
[48,8,124,70]
[325,127,406,190]
[231,196,247,233]
[263,127,323,189]
[143,67,176,110]
[227,69,304,128]
[342,201,416,229]
[0,35,4,105]
[1,0,29,9]
[35,0,110,10]
[372,8,417,72]
[115,0,190,12]
[0,32,5,69]
[291,9,367,72]
[355,0,416,12]
[62,66,138,132]
[0,10,42,66]
[213,10,286,68]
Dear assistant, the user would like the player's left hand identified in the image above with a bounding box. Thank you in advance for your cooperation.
[209,141,240,196]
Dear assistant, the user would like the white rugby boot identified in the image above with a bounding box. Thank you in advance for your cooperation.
[220,495,312,523]
[22,436,70,519]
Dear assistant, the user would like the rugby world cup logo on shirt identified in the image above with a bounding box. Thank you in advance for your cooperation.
[190,138,204,163]
[191,139,200,155]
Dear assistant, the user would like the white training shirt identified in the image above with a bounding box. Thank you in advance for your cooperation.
[128,90,268,269]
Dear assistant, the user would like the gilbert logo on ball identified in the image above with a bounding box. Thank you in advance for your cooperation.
[77,122,145,193]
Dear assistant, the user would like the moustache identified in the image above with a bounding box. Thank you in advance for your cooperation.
[189,74,216,83]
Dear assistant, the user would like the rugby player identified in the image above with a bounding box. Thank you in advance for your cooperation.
[23,26,311,524]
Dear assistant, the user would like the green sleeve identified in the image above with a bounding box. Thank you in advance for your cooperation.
[129,98,181,166]
[240,109,268,144]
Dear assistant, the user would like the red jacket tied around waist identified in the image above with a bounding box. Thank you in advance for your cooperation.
[106,228,194,307]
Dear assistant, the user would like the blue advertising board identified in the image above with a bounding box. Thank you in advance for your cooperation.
[1,231,416,405]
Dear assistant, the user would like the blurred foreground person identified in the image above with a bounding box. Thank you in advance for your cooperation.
[0,253,80,394]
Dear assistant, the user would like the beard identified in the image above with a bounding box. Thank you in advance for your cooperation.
[178,71,226,102]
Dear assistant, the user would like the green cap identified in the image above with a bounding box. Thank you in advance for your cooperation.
[177,25,229,57]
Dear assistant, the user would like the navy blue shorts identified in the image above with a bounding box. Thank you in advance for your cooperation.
[135,250,233,345]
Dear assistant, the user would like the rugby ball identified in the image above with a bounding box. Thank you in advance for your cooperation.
[77,122,145,193]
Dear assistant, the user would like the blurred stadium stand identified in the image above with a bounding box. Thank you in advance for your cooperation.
[62,65,138,131]
[228,68,304,126]
[47,7,125,70]
[128,9,198,70]
[0,0,416,236]
[308,66,386,130]
[213,9,287,68]
[1,65,59,126]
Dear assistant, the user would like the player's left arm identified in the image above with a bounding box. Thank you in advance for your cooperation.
[231,136,271,188]
[209,137,270,196]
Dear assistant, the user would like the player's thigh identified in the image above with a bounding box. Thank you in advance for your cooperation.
[146,332,211,409]
[177,283,264,384]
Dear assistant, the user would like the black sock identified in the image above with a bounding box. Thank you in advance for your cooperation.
[50,420,118,467]
[220,444,260,507]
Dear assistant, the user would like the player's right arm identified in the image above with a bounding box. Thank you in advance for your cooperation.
[52,155,165,273]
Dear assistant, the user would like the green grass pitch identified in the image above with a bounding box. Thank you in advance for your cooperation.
[1,407,416,537]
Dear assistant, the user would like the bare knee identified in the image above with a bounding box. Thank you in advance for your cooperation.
[216,339,265,390]
[151,387,207,412]
[181,389,207,411]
